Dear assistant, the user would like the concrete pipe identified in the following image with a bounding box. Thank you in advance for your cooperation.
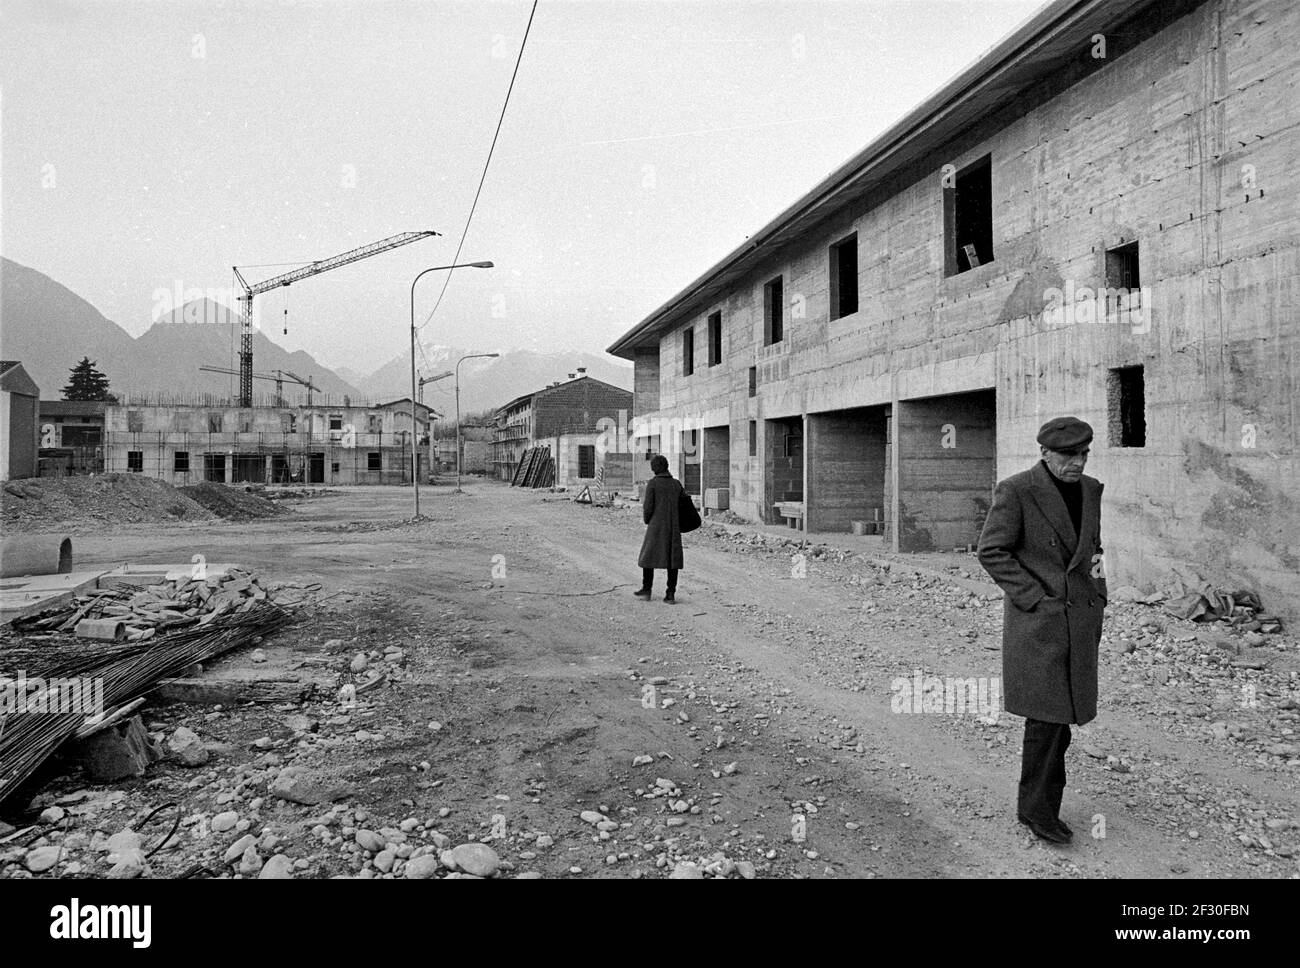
[75,618,125,641]
[0,535,73,578]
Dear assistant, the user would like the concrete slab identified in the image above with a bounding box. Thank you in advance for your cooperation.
[0,569,112,624]
[1,562,243,624]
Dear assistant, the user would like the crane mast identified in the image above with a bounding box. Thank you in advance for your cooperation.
[232,231,439,406]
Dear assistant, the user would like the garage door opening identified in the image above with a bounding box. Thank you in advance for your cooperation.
[807,405,888,535]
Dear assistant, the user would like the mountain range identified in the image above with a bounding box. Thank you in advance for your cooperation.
[0,257,631,415]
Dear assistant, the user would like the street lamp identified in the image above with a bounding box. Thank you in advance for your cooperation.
[455,352,500,493]
[410,261,494,517]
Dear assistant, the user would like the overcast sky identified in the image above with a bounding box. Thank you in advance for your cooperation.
[2,0,1046,376]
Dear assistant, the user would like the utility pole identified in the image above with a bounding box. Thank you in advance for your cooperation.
[409,264,494,516]
[455,353,500,493]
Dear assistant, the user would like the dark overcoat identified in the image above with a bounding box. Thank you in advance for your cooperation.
[637,471,685,570]
[976,461,1108,725]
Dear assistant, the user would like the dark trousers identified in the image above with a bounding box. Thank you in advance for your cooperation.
[1018,718,1071,824]
[642,568,678,592]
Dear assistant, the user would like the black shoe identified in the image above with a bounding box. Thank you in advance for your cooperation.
[1018,814,1071,845]
[663,591,676,604]
[1055,817,1073,838]
[633,587,652,599]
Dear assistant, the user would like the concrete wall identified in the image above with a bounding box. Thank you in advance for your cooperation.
[634,348,660,413]
[886,391,997,551]
[627,0,1300,615]
[532,432,610,489]
[1,391,11,480]
[807,406,887,533]
[2,390,39,480]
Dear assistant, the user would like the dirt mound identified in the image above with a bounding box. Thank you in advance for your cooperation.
[179,482,287,521]
[1,474,215,530]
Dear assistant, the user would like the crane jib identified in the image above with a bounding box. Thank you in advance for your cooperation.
[230,231,439,406]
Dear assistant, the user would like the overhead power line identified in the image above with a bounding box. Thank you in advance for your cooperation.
[417,0,538,335]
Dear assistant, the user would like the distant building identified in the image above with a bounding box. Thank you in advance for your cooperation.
[37,400,106,476]
[0,361,40,480]
[491,374,633,489]
[97,395,436,485]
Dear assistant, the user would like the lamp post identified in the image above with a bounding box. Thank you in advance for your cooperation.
[410,261,493,517]
[455,352,500,493]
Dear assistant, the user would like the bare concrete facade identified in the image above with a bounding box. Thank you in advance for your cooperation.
[101,398,434,485]
[609,0,1299,615]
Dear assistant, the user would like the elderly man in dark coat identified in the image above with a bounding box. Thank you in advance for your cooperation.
[977,416,1107,845]
[635,454,684,603]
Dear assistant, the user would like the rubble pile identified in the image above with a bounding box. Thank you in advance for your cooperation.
[11,567,284,642]
[1,474,215,531]
[178,483,287,522]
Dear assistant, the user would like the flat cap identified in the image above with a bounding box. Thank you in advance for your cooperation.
[1037,416,1093,451]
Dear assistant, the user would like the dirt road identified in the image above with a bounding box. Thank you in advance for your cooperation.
[6,480,1297,879]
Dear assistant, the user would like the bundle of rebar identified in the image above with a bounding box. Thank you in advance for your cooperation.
[0,602,292,806]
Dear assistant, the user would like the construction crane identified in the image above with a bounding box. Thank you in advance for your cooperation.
[198,365,320,406]
[418,370,454,405]
[232,231,439,406]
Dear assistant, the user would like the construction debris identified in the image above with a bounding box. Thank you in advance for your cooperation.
[178,482,288,521]
[1160,579,1281,630]
[13,566,274,640]
[0,566,295,805]
[1,474,215,531]
[74,715,163,783]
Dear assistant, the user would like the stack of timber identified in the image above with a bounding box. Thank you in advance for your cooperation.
[511,446,556,488]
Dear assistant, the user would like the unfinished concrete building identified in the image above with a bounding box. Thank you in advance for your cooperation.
[491,374,634,489]
[100,395,435,485]
[608,0,1299,614]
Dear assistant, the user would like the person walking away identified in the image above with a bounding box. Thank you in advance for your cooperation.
[976,416,1107,845]
[635,454,684,603]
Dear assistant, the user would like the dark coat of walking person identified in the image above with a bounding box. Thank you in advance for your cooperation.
[976,416,1108,845]
[635,454,684,603]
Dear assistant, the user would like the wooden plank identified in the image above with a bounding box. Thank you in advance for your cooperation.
[152,677,313,706]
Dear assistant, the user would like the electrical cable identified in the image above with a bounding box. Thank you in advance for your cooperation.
[417,0,538,335]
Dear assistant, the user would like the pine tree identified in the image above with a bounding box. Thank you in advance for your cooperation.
[62,357,114,401]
